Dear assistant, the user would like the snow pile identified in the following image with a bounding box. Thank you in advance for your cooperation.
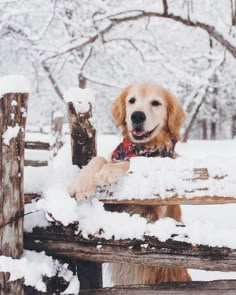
[63,276,80,294]
[76,198,147,240]
[97,156,236,200]
[24,140,236,248]
[0,75,30,98]
[0,250,78,293]
[24,144,79,229]
[2,124,20,145]
[24,202,50,232]
[63,87,95,113]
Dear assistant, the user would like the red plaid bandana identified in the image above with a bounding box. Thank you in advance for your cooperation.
[111,138,177,162]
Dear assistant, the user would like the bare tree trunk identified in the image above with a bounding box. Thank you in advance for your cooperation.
[231,0,236,25]
[183,92,207,142]
[232,115,236,138]
[51,113,63,157]
[202,119,207,139]
[79,74,87,89]
[0,92,29,294]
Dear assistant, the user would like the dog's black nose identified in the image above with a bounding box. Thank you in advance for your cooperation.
[131,111,146,124]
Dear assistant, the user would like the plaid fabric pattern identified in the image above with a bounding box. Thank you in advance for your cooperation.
[111,138,176,162]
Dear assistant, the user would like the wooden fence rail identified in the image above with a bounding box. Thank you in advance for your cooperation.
[0,92,29,294]
[24,225,236,272]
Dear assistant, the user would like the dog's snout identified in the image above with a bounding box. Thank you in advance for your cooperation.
[131,111,146,124]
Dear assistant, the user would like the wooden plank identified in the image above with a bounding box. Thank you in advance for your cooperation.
[0,92,29,294]
[79,281,236,295]
[23,166,236,205]
[23,280,236,295]
[25,141,50,150]
[24,192,236,205]
[100,195,236,205]
[24,193,41,204]
[24,226,236,272]
[24,160,48,167]
[95,167,236,205]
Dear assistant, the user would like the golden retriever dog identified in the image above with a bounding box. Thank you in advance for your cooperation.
[69,84,191,285]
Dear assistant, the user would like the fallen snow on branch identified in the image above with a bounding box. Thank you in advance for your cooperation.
[2,124,20,145]
[0,250,78,293]
[0,75,30,98]
[63,87,95,113]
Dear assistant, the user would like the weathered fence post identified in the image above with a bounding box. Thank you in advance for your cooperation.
[67,98,96,168]
[66,88,102,289]
[0,83,29,294]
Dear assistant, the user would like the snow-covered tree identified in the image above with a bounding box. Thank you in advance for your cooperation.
[0,0,235,138]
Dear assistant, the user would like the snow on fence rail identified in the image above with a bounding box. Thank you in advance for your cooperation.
[1,84,236,294]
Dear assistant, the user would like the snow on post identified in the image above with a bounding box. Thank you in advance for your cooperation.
[0,74,29,294]
[64,87,96,168]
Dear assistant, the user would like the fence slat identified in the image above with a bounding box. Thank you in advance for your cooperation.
[25,141,50,150]
[0,92,29,294]
[24,160,48,167]
[79,280,236,295]
[24,192,236,206]
[24,226,236,272]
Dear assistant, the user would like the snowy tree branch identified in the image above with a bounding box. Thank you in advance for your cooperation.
[42,63,65,103]
[45,9,236,61]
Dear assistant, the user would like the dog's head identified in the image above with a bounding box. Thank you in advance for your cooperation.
[111,84,186,144]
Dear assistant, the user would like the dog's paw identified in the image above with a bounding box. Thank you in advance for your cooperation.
[95,164,124,186]
[69,175,95,200]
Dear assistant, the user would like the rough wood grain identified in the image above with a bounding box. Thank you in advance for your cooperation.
[24,159,48,167]
[99,195,236,205]
[79,280,236,295]
[77,260,102,289]
[24,193,41,204]
[23,280,236,295]
[25,141,50,150]
[67,101,96,168]
[0,92,29,294]
[24,226,236,272]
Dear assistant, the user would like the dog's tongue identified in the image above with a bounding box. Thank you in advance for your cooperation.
[133,129,145,136]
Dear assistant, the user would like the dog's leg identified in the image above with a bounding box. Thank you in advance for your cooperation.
[69,156,107,200]
[166,205,182,222]
[95,161,130,186]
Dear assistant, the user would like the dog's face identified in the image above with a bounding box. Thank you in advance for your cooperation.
[125,85,167,143]
[112,84,186,144]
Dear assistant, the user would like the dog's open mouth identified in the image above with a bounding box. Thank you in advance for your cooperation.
[131,124,159,140]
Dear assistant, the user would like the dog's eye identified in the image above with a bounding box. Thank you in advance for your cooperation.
[151,100,161,106]
[129,97,136,104]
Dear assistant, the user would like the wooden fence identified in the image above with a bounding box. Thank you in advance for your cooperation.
[1,90,236,294]
[24,113,63,167]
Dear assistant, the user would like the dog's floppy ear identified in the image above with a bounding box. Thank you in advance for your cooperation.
[166,90,186,140]
[111,85,131,128]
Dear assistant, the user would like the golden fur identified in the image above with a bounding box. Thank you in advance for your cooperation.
[69,83,191,284]
[106,84,191,285]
